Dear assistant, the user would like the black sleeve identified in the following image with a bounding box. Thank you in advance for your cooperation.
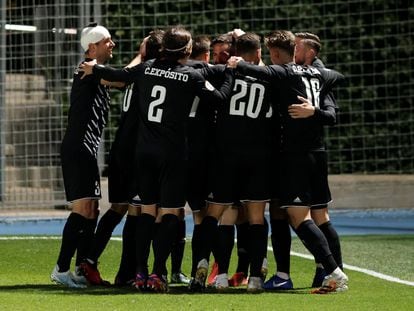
[92,64,143,84]
[193,67,234,104]
[236,61,286,82]
[321,68,345,90]
[313,95,336,125]
[197,64,226,80]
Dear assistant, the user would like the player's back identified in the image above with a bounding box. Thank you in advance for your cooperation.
[216,71,273,152]
[136,59,203,154]
[274,63,342,152]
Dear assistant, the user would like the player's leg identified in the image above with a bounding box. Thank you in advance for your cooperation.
[310,151,343,287]
[192,202,227,291]
[115,203,141,286]
[84,203,128,266]
[52,150,100,288]
[312,208,343,270]
[170,208,190,284]
[214,206,237,290]
[229,203,249,287]
[264,200,293,290]
[148,156,188,292]
[52,198,98,288]
[134,204,157,290]
[149,207,183,292]
[287,206,348,293]
[245,201,267,293]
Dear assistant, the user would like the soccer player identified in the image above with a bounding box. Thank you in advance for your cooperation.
[294,31,343,287]
[228,30,349,294]
[194,32,273,292]
[80,26,234,292]
[111,30,165,286]
[206,29,256,289]
[50,23,117,288]
[186,35,216,283]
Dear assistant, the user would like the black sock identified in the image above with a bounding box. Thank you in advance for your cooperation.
[248,224,267,277]
[152,214,179,276]
[76,217,97,266]
[319,221,343,270]
[235,222,250,275]
[57,213,86,272]
[191,224,202,277]
[270,219,292,274]
[198,216,218,263]
[171,220,186,274]
[295,219,337,274]
[217,225,235,274]
[117,214,138,281]
[135,213,156,275]
[88,209,124,263]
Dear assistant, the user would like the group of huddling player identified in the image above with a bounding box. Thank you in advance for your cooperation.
[50,22,349,294]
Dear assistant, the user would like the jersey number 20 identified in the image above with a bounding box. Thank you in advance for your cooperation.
[229,80,272,118]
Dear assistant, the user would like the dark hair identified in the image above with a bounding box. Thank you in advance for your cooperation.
[191,35,211,58]
[211,33,232,47]
[144,29,165,61]
[294,32,322,54]
[162,26,192,61]
[265,30,295,56]
[235,32,261,56]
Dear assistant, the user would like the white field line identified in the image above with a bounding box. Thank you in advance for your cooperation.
[267,246,414,287]
[1,236,412,287]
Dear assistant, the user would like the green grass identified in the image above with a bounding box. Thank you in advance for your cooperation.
[0,235,413,310]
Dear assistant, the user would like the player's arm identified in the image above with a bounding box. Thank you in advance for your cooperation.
[79,60,142,85]
[194,67,234,103]
[197,64,226,80]
[100,80,126,88]
[227,57,285,82]
[289,95,336,125]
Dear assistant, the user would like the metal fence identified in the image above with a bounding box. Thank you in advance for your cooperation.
[0,1,413,208]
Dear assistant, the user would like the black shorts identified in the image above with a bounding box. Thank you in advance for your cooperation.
[279,151,332,209]
[136,150,186,208]
[209,150,271,205]
[61,147,101,202]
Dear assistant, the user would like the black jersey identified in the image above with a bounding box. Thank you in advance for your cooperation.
[236,61,344,152]
[62,59,110,158]
[215,70,273,151]
[92,59,233,154]
[186,60,224,153]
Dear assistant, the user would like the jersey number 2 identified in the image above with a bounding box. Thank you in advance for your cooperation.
[148,85,166,123]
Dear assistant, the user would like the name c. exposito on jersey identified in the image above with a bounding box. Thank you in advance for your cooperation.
[144,66,189,82]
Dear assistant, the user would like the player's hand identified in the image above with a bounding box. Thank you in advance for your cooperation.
[78,59,97,79]
[227,56,243,68]
[288,96,315,118]
[231,28,245,38]
[139,36,150,58]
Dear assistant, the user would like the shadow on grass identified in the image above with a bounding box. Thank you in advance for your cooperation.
[0,284,312,295]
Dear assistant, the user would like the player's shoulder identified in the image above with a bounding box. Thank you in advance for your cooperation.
[186,59,208,69]
[312,57,325,68]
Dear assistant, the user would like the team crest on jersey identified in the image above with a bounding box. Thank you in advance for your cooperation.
[205,81,215,91]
